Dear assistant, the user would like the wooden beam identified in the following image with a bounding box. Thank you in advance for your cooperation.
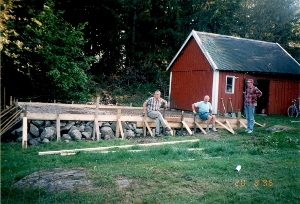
[144,120,153,137]
[38,139,200,155]
[163,120,174,136]
[56,114,61,142]
[225,120,235,134]
[239,120,247,128]
[22,117,27,148]
[182,121,193,135]
[255,121,265,127]
[195,122,207,134]
[117,119,124,139]
[143,115,146,137]
[116,109,121,138]
[215,120,235,134]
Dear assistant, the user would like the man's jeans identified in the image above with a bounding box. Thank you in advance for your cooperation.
[245,106,255,131]
[147,111,167,134]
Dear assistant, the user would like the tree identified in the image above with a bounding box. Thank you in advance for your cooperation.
[2,0,95,101]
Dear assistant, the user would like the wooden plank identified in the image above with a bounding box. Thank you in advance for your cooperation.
[94,118,100,141]
[115,109,121,138]
[143,115,147,137]
[93,97,100,141]
[118,119,124,139]
[0,109,22,132]
[195,122,207,134]
[225,120,235,134]
[182,121,193,135]
[215,120,235,134]
[239,120,247,128]
[163,118,173,136]
[22,117,28,148]
[237,111,241,128]
[20,102,162,110]
[144,120,153,136]
[56,114,61,142]
[164,117,182,122]
[38,139,200,155]
[255,121,265,127]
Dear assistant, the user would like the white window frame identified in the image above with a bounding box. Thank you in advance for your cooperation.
[225,76,235,94]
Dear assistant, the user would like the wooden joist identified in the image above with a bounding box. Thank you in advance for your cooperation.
[181,121,193,135]
[215,120,235,134]
[194,122,207,134]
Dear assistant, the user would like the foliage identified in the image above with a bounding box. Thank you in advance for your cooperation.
[1,0,300,102]
[1,0,95,101]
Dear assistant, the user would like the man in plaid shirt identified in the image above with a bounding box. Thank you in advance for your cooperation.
[143,90,171,136]
[244,79,262,133]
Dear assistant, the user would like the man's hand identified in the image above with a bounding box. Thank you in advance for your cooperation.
[142,111,146,116]
[193,111,197,115]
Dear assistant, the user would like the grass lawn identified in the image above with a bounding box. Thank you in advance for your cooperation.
[1,114,300,204]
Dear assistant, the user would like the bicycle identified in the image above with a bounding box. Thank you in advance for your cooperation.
[287,98,299,117]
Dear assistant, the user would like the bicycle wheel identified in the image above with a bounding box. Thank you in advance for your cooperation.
[287,106,299,117]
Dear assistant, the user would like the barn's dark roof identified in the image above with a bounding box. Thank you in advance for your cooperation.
[167,31,300,75]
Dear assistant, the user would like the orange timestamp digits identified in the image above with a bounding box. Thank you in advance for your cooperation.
[235,179,273,187]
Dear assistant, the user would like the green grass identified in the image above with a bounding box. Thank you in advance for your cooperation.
[1,114,300,204]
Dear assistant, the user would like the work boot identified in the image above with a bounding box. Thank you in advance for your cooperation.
[212,127,217,132]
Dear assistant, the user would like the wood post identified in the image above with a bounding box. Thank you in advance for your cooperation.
[116,109,121,138]
[143,114,146,137]
[93,97,100,141]
[237,111,241,128]
[56,114,61,141]
[22,117,28,148]
[118,119,124,139]
[180,111,184,136]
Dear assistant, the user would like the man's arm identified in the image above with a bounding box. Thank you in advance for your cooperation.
[192,103,197,114]
[256,87,262,98]
[142,102,147,113]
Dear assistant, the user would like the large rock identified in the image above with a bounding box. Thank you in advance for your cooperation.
[62,134,72,141]
[69,129,82,140]
[84,126,93,134]
[124,130,135,138]
[29,124,40,137]
[61,122,75,131]
[31,120,44,128]
[40,127,57,141]
[82,132,92,139]
[100,126,114,139]
[29,137,42,145]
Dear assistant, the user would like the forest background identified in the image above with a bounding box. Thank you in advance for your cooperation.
[1,0,300,106]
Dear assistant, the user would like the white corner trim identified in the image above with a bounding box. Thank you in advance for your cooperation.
[168,72,172,107]
[211,70,220,114]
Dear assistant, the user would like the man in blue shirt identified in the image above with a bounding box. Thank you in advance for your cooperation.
[192,95,217,132]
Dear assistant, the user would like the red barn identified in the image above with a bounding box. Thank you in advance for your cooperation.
[167,30,300,115]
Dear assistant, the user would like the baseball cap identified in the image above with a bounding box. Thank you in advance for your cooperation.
[247,79,253,83]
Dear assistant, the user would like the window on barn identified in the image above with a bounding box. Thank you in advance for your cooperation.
[225,76,235,94]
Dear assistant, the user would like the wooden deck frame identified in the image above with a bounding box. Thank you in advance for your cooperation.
[19,101,254,149]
